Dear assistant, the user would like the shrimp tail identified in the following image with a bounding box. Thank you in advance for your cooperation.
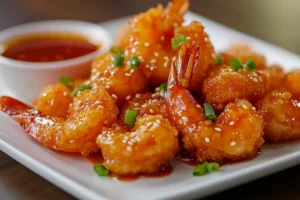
[169,43,200,88]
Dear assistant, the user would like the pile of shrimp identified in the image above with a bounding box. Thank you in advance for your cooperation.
[1,0,300,176]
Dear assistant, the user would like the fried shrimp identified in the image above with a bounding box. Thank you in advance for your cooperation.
[97,115,179,174]
[91,52,148,105]
[283,69,300,98]
[165,43,264,163]
[119,92,168,122]
[220,43,267,70]
[202,65,267,111]
[33,79,86,118]
[0,87,118,156]
[257,91,300,142]
[126,0,189,86]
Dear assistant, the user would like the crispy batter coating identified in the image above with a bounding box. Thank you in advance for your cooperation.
[0,88,118,156]
[257,91,300,142]
[91,53,149,105]
[165,43,264,163]
[33,79,84,118]
[97,115,179,174]
[119,92,168,122]
[220,43,267,70]
[283,69,300,98]
[126,0,188,86]
[202,65,268,111]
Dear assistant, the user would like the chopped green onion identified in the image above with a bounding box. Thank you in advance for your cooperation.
[215,56,223,66]
[60,76,74,89]
[204,103,216,122]
[124,109,138,126]
[193,162,209,176]
[110,46,124,54]
[207,162,220,173]
[72,85,91,97]
[171,34,186,50]
[159,83,168,92]
[246,59,256,70]
[94,164,109,176]
[193,162,220,176]
[113,54,124,67]
[229,59,243,71]
[129,56,140,68]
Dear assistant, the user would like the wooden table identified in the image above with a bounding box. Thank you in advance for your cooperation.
[1,0,300,199]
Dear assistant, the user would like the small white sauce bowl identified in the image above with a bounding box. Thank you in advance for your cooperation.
[0,20,112,103]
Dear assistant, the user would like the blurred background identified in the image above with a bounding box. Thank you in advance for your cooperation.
[0,0,299,55]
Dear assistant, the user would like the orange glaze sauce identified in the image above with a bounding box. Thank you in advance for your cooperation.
[2,32,98,62]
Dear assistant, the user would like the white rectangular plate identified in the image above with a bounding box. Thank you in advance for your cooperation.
[1,12,300,200]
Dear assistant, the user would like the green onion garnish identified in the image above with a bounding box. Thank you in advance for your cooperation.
[94,164,109,176]
[72,85,91,97]
[246,59,256,70]
[113,54,124,67]
[193,162,220,176]
[193,162,209,176]
[124,109,138,126]
[129,56,140,68]
[159,83,168,92]
[171,34,186,50]
[215,56,223,66]
[60,76,74,89]
[110,46,124,54]
[207,162,220,173]
[204,103,216,122]
[229,59,243,71]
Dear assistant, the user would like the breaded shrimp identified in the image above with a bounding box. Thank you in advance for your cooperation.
[165,43,264,163]
[97,115,179,175]
[119,92,168,122]
[33,79,86,118]
[0,87,118,156]
[91,52,149,105]
[257,91,300,142]
[202,65,268,111]
[283,69,300,98]
[220,43,266,70]
[126,0,189,86]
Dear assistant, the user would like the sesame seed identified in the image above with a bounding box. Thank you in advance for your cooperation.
[253,72,258,77]
[105,85,110,89]
[50,99,54,106]
[168,84,174,89]
[131,48,136,53]
[229,121,235,126]
[154,52,159,57]
[150,59,156,63]
[112,94,118,99]
[135,94,141,98]
[186,36,191,40]
[126,95,131,100]
[156,119,161,124]
[231,141,237,146]
[149,109,154,113]
[144,42,150,47]
[205,137,210,143]
[150,66,155,71]
[182,116,188,122]
[172,56,176,62]
[252,107,256,111]
[125,73,132,76]
[242,105,248,109]
[196,104,201,109]
[126,146,132,151]
[215,127,222,132]
[63,92,68,96]
[253,78,258,83]
[134,103,139,107]
[130,69,135,73]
